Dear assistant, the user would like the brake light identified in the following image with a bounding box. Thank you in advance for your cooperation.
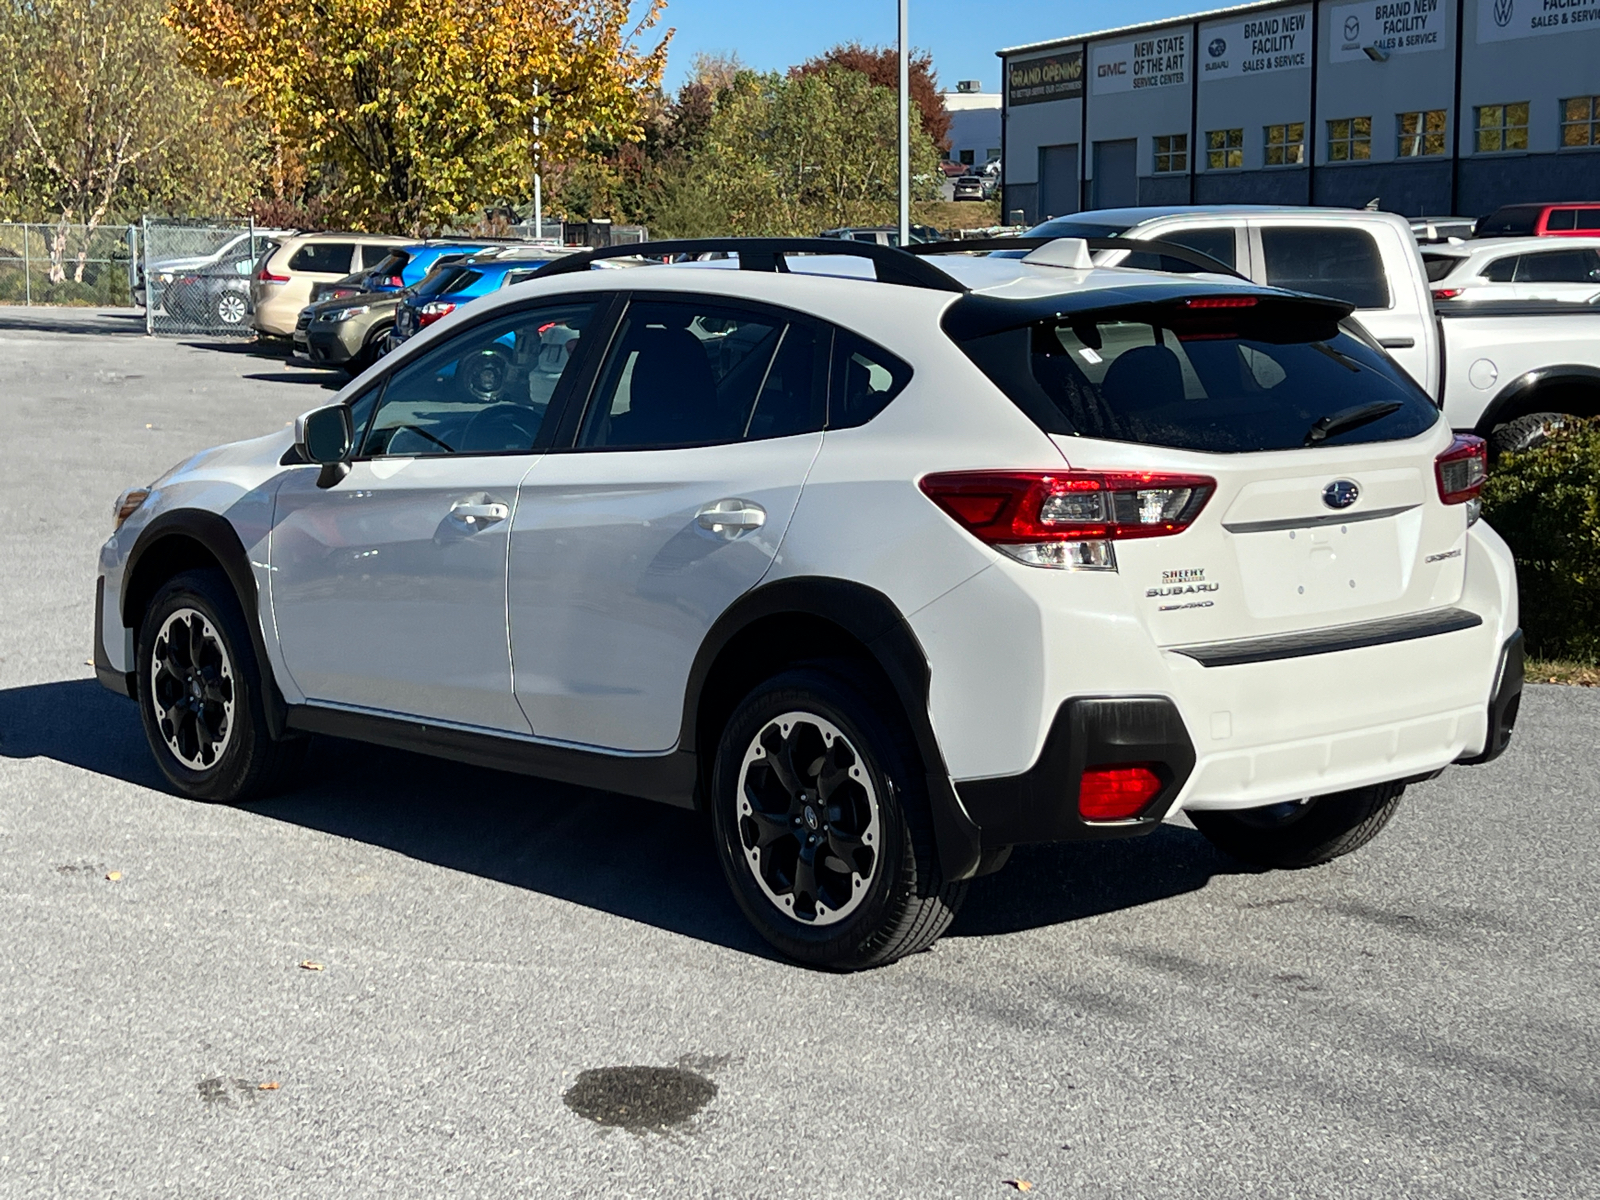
[381,275,404,288]
[417,301,456,328]
[256,265,289,283]
[919,470,1215,570]
[1079,764,1164,821]
[1436,434,1487,517]
[1184,296,1257,309]
[1432,287,1464,301]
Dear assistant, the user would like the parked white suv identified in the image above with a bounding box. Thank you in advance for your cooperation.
[1423,236,1600,304]
[95,237,1522,969]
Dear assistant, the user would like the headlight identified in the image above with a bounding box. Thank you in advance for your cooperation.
[330,305,371,322]
[112,488,150,530]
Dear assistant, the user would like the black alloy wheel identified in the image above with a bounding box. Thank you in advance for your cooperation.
[149,608,236,770]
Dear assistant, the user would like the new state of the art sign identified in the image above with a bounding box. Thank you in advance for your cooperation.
[1092,32,1190,94]
[1477,0,1600,41]
[1200,7,1312,79]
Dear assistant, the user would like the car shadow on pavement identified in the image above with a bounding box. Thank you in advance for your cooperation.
[1,678,1240,958]
[0,308,147,337]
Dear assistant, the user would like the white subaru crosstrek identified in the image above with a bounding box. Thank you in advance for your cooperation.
[95,236,1523,970]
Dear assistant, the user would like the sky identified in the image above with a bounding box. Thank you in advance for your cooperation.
[651,0,1205,93]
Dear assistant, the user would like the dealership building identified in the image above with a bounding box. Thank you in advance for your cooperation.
[997,0,1600,223]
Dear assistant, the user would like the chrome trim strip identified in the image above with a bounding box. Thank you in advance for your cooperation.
[1223,504,1419,535]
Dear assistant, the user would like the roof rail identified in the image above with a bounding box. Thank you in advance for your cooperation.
[906,236,1245,279]
[529,236,969,293]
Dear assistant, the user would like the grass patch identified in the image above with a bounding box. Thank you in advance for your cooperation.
[914,198,1002,233]
[1527,658,1600,687]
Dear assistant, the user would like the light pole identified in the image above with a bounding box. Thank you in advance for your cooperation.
[897,0,910,246]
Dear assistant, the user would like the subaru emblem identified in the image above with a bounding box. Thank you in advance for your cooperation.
[1322,480,1360,509]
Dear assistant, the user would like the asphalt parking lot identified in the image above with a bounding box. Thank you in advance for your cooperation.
[1,306,1597,1199]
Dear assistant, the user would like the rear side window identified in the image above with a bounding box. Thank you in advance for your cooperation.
[1580,210,1600,231]
[1151,227,1237,271]
[579,299,825,449]
[829,331,912,428]
[1260,227,1390,309]
[1546,209,1577,231]
[1481,256,1518,283]
[952,301,1439,454]
[287,242,356,274]
[1516,249,1600,283]
[1422,253,1464,282]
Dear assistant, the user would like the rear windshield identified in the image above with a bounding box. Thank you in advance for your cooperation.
[413,265,471,297]
[955,302,1439,453]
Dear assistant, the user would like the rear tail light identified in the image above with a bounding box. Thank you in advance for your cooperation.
[417,301,456,328]
[1432,287,1464,301]
[1436,433,1487,523]
[919,470,1215,571]
[1079,764,1164,821]
[256,265,289,283]
[381,275,404,288]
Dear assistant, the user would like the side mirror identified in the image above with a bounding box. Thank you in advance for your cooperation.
[294,404,353,487]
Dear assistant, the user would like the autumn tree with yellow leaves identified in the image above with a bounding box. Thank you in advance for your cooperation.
[168,0,670,233]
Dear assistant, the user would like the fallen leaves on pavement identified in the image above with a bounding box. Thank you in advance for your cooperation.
[298,960,324,971]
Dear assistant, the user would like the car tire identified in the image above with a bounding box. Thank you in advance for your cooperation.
[1490,412,1565,456]
[213,290,249,327]
[1187,781,1405,869]
[710,665,966,970]
[135,569,306,803]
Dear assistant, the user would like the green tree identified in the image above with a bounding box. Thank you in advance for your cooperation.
[169,0,670,234]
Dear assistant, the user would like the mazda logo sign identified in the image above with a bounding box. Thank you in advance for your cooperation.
[1323,480,1360,509]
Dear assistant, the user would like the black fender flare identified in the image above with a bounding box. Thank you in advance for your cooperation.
[1473,365,1600,436]
[121,509,290,738]
[682,576,985,882]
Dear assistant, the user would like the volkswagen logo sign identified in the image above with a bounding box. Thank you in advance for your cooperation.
[1494,0,1514,26]
[1322,480,1360,509]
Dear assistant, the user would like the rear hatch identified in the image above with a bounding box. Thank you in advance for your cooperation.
[947,289,1480,650]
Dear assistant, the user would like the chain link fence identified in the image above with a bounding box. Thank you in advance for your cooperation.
[142,220,277,338]
[0,223,139,306]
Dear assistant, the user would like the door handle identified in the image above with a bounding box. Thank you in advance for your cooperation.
[696,498,766,538]
[1378,336,1415,349]
[449,500,510,526]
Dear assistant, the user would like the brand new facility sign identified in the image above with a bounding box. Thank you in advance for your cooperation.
[1008,49,1085,105]
[1200,7,1312,79]
[1330,0,1447,60]
[1092,32,1190,94]
[1477,0,1600,41]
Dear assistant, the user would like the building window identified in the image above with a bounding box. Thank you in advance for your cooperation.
[1397,110,1447,157]
[959,149,975,165]
[1476,103,1529,153]
[1561,97,1600,147]
[1327,117,1372,162]
[1206,128,1243,170]
[1153,134,1188,173]
[1264,123,1306,166]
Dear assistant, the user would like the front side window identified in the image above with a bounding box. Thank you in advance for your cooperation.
[1260,226,1390,310]
[1397,110,1446,157]
[1476,103,1529,153]
[1264,122,1306,166]
[1561,96,1600,147]
[579,300,825,450]
[1206,128,1243,170]
[362,301,597,456]
[1156,227,1237,271]
[1327,117,1372,162]
[287,242,357,274]
[1154,134,1188,173]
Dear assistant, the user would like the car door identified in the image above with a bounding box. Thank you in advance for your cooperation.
[1515,248,1600,301]
[507,294,828,753]
[1132,221,1249,276]
[269,297,602,732]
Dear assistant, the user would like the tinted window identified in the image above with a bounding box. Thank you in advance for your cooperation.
[1260,227,1390,309]
[1481,256,1518,283]
[953,302,1438,453]
[1578,210,1600,231]
[1156,227,1236,271]
[580,300,822,449]
[287,242,356,274]
[1546,209,1577,231]
[365,251,408,278]
[1477,206,1541,237]
[1516,249,1600,283]
[362,301,596,456]
[829,331,912,428]
[414,265,470,297]
[1422,253,1465,282]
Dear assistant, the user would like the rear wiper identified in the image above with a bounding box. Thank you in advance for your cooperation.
[1304,401,1403,445]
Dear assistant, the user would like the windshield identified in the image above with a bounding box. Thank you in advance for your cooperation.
[954,302,1439,453]
[413,265,470,297]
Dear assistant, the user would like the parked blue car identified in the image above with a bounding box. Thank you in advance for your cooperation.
[389,253,563,346]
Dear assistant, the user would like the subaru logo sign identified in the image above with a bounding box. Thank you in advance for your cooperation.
[1323,480,1360,509]
[1208,37,1226,57]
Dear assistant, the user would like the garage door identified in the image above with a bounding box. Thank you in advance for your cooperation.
[1093,140,1138,209]
[1038,144,1079,220]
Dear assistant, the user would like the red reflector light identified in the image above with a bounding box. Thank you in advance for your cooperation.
[1432,287,1464,302]
[1183,296,1258,309]
[1078,765,1164,821]
[1436,433,1488,504]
